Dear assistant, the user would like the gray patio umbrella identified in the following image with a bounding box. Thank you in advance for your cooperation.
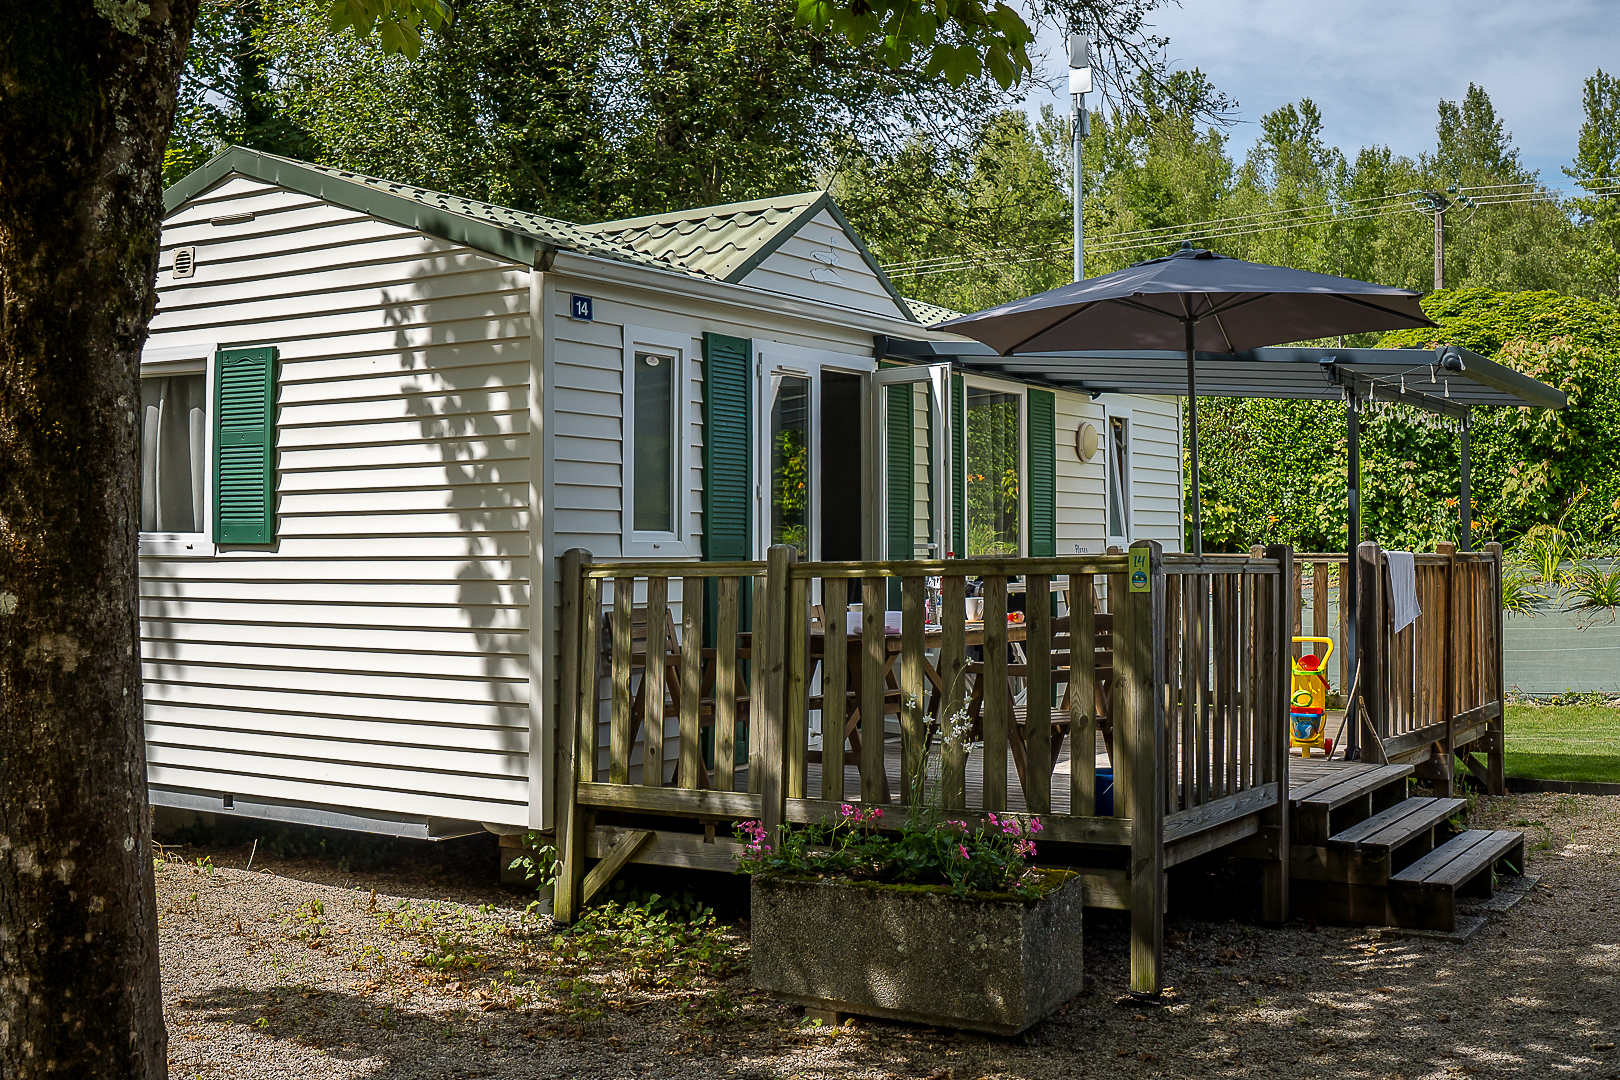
[937,243,1435,554]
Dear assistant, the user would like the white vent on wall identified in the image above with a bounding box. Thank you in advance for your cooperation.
[172,247,196,279]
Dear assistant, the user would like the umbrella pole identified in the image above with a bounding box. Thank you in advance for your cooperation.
[1185,320,1201,556]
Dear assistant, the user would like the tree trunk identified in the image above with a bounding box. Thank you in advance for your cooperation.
[0,1,198,1076]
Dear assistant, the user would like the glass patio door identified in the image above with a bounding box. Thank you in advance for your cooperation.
[868,363,952,566]
[756,351,871,562]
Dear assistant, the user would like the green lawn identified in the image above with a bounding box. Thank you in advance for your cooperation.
[1503,704,1620,783]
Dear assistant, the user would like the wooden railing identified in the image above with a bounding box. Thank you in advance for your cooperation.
[1353,541,1506,794]
[552,541,1295,995]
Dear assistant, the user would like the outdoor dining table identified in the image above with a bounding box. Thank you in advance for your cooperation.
[807,620,1032,803]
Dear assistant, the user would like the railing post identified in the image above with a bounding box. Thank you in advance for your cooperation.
[1355,540,1387,763]
[1121,539,1165,998]
[554,548,591,925]
[1485,541,1508,796]
[757,545,794,848]
[1437,542,1460,798]
[1262,544,1293,924]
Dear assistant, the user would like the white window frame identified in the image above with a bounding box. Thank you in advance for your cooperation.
[1103,401,1132,550]
[621,325,695,557]
[138,342,216,558]
[962,373,1027,558]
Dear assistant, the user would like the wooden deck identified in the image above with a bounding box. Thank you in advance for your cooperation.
[783,736,1379,815]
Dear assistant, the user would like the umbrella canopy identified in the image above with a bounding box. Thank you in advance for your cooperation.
[940,244,1435,354]
[938,244,1436,554]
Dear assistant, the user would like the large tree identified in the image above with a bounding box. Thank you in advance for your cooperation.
[0,3,202,1075]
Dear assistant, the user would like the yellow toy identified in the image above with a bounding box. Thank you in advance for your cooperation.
[1290,637,1334,757]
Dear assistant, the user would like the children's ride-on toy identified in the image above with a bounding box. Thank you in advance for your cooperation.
[1290,636,1334,758]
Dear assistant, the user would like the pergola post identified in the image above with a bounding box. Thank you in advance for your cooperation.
[1459,408,1472,551]
[1345,393,1361,760]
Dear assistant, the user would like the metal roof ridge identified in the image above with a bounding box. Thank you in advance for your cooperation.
[581,190,825,233]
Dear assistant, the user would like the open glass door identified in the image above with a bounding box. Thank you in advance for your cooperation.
[868,364,952,566]
[756,348,873,562]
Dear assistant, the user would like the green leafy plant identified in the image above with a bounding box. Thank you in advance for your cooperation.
[1522,523,1581,587]
[1501,561,1548,616]
[735,803,1048,899]
[509,832,560,894]
[1565,561,1620,626]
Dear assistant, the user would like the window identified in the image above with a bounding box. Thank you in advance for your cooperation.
[623,326,692,555]
[141,372,206,534]
[1106,413,1131,544]
[632,351,675,533]
[965,385,1020,556]
[139,344,215,556]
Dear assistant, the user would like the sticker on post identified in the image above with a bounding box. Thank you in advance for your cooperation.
[1129,550,1150,592]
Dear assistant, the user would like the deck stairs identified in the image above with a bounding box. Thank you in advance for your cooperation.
[1289,764,1525,932]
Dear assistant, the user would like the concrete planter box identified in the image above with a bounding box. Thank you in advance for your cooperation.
[749,873,1083,1035]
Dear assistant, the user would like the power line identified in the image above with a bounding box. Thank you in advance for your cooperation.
[882,180,1614,281]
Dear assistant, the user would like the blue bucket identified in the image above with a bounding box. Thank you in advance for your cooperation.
[1094,767,1114,817]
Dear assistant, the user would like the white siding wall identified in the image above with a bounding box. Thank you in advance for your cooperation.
[1054,389,1107,554]
[1049,390,1183,554]
[742,209,908,319]
[142,175,534,826]
[1125,395,1185,550]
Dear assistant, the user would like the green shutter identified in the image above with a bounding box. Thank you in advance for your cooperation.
[701,332,752,561]
[886,382,914,608]
[213,346,278,544]
[1027,388,1056,558]
[951,374,965,558]
[701,332,754,766]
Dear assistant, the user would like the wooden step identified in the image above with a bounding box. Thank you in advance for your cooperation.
[1386,830,1526,931]
[1329,796,1466,859]
[1291,764,1415,846]
[1289,793,1470,906]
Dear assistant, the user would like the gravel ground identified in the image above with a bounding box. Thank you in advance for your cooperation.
[157,792,1620,1080]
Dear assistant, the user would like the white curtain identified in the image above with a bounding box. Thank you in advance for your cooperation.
[140,374,206,533]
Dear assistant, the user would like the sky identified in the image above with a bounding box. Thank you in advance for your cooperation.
[1024,0,1617,183]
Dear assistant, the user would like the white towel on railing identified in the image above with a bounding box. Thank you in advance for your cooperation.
[1385,550,1422,633]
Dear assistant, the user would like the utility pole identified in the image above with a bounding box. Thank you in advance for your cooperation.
[1417,190,1450,290]
[1069,35,1091,282]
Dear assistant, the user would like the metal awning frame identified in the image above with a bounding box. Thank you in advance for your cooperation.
[880,335,1567,762]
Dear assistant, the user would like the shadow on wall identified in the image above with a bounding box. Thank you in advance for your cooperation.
[384,261,534,793]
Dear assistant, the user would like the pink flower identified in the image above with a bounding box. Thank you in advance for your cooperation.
[958,845,971,860]
[987,813,1000,826]
[869,807,884,819]
[1015,839,1037,858]
[840,803,855,818]
[1028,817,1044,834]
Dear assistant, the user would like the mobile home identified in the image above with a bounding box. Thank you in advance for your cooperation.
[141,147,1184,841]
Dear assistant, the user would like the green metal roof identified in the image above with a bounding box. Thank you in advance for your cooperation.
[164,146,673,271]
[584,191,919,318]
[164,147,919,322]
[584,191,826,281]
[903,297,966,327]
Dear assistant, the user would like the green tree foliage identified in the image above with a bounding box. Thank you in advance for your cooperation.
[837,108,1074,315]
[1195,290,1620,552]
[875,80,1594,311]
[1566,69,1620,300]
[230,0,1021,220]
[165,0,320,184]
